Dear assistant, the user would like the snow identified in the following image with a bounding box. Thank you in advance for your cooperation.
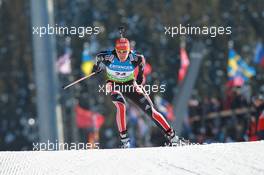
[0,141,264,175]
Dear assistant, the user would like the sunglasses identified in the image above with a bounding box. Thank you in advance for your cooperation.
[116,50,129,54]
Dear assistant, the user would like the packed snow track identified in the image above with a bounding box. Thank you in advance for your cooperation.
[0,141,264,175]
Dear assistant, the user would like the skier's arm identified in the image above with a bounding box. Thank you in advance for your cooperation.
[92,52,106,74]
[136,54,145,85]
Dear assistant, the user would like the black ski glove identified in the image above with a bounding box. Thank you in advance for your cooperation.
[92,64,102,74]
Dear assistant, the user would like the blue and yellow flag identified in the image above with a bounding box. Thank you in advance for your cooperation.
[81,47,94,76]
[227,49,255,83]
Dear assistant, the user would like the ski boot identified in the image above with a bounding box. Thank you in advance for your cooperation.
[120,131,131,148]
[166,129,189,146]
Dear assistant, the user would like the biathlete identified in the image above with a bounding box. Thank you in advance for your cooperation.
[92,35,183,148]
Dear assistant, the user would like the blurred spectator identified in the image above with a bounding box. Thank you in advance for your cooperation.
[252,92,264,140]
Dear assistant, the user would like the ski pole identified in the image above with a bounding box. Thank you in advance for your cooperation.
[63,72,96,90]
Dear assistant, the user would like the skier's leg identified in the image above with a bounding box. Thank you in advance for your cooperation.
[125,82,176,140]
[108,82,130,148]
[111,91,127,133]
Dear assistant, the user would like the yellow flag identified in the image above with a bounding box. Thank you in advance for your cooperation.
[81,61,94,76]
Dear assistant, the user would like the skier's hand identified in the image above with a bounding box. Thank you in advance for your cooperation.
[92,64,102,74]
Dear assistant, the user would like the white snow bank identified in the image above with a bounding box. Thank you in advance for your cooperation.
[0,141,264,175]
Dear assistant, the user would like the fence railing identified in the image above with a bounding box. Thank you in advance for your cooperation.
[189,107,255,123]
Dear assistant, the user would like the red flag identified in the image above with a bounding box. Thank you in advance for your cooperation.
[75,104,105,129]
[178,48,190,83]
